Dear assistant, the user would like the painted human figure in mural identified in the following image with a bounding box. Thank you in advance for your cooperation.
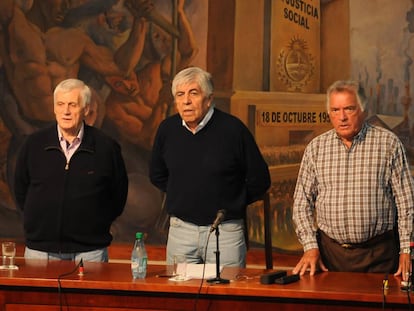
[0,0,151,125]
[0,0,151,237]
[96,0,198,241]
[0,0,199,242]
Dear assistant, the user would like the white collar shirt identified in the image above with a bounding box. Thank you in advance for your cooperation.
[182,106,215,134]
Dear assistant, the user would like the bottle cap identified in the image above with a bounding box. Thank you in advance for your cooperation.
[136,232,143,239]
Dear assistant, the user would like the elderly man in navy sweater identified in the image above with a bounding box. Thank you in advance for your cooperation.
[150,67,271,267]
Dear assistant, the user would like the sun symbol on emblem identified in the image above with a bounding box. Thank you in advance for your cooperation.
[277,36,315,91]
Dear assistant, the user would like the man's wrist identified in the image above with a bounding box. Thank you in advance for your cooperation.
[400,248,411,254]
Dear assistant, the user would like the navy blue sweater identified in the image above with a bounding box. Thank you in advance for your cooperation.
[149,109,271,225]
[14,124,128,253]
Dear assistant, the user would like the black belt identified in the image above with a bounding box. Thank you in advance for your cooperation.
[324,230,395,249]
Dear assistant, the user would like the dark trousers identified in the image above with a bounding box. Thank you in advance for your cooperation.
[318,230,399,274]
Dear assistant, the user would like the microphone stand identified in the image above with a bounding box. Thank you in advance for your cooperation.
[207,226,229,284]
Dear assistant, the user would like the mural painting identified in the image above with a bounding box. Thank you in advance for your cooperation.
[235,92,331,253]
[1,0,413,255]
[351,0,414,164]
[0,0,207,244]
[247,0,414,253]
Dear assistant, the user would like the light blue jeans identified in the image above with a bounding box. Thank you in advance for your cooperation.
[166,216,246,267]
[24,247,108,262]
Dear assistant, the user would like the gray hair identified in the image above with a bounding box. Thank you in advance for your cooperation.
[171,67,214,98]
[326,80,366,112]
[53,78,91,108]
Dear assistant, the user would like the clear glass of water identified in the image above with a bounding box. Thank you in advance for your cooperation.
[171,254,187,281]
[1,241,18,270]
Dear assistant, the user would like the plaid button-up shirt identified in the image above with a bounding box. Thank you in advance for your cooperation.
[293,122,414,252]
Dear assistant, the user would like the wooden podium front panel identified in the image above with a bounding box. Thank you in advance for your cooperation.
[0,259,411,311]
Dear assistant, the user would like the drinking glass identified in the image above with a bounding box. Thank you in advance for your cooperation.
[1,242,18,270]
[170,254,187,281]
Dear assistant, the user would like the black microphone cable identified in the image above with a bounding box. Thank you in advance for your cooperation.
[57,259,83,311]
[193,230,213,311]
[193,210,226,310]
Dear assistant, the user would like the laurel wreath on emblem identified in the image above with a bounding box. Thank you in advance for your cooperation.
[277,36,315,91]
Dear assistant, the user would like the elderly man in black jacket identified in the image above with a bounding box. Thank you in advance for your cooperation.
[14,78,128,262]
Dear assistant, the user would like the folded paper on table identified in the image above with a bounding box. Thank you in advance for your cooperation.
[185,263,223,279]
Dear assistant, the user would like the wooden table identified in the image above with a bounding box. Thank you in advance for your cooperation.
[0,258,412,310]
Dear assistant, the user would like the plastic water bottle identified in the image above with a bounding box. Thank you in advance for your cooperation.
[131,232,147,279]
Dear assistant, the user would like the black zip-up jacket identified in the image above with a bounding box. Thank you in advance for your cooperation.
[14,124,128,253]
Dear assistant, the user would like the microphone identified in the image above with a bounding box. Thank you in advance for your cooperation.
[207,210,230,284]
[210,210,226,233]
